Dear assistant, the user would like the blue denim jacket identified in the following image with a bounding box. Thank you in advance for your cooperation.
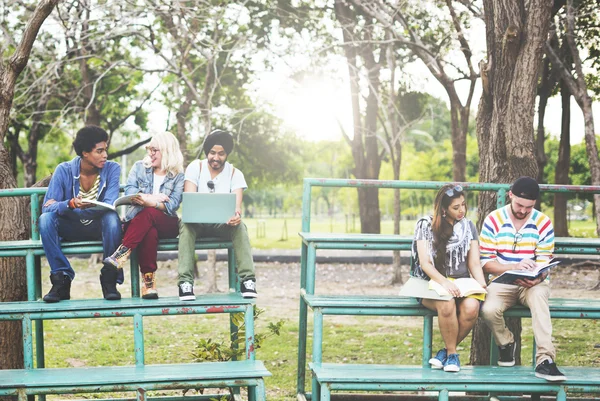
[123,161,184,222]
[42,156,121,220]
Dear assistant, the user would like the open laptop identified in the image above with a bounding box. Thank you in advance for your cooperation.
[182,193,236,224]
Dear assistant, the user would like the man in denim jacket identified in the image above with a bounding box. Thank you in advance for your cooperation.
[40,126,122,302]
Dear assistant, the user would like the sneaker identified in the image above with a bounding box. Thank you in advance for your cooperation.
[498,341,516,367]
[178,282,195,301]
[443,353,460,372]
[428,348,447,369]
[535,359,567,381]
[241,278,258,298]
[103,244,131,269]
[141,272,158,300]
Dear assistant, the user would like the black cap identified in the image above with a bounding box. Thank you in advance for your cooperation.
[203,129,234,156]
[511,176,539,200]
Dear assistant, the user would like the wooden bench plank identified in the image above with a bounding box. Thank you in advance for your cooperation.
[303,294,600,318]
[310,363,598,386]
[0,361,271,388]
[0,294,252,316]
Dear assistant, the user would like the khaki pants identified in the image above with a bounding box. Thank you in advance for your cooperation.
[481,281,555,366]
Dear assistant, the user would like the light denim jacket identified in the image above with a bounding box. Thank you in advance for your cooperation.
[42,156,121,219]
[123,161,184,222]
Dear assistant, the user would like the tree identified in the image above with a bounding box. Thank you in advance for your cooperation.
[546,0,600,236]
[0,0,60,375]
[348,0,481,183]
[471,0,554,365]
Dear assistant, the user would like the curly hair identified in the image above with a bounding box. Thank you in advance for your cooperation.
[72,126,109,156]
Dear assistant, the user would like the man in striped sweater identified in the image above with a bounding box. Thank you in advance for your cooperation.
[479,176,566,381]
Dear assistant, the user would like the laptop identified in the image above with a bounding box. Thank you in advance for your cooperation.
[182,193,236,224]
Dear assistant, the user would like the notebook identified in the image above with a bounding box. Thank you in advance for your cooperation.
[182,193,236,224]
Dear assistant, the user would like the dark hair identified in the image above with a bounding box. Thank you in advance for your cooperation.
[72,126,109,156]
[431,184,466,275]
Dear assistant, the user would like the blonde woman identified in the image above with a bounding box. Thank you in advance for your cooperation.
[104,132,184,299]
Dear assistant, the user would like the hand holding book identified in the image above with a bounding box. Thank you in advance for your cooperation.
[491,260,560,285]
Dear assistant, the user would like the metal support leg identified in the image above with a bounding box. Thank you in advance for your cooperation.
[130,250,140,298]
[297,242,308,396]
[22,316,33,369]
[556,387,566,401]
[320,383,331,401]
[312,308,323,401]
[438,389,449,401]
[133,314,144,366]
[422,315,433,367]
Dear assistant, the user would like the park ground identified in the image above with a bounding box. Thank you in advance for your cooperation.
[39,256,600,400]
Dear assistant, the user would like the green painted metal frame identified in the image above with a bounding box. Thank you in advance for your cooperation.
[296,178,600,400]
[0,187,263,400]
[0,360,270,401]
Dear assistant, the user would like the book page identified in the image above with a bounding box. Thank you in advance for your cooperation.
[80,199,116,211]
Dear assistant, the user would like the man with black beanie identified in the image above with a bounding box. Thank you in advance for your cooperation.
[177,129,257,300]
[479,176,566,381]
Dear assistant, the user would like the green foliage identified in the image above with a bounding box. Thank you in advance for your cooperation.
[192,307,284,363]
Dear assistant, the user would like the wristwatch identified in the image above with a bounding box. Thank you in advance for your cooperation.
[154,201,161,209]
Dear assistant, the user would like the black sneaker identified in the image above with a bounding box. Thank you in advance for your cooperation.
[498,342,516,367]
[178,282,195,301]
[535,359,567,381]
[241,278,258,298]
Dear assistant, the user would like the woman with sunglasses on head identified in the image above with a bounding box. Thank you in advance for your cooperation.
[103,132,184,299]
[410,184,486,372]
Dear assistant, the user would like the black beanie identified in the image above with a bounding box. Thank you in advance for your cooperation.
[511,176,539,200]
[203,129,234,156]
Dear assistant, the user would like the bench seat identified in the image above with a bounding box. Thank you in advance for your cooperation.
[0,237,232,256]
[0,294,253,319]
[298,232,600,254]
[309,363,600,401]
[302,295,600,319]
[0,360,270,400]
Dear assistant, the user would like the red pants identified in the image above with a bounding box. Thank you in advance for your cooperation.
[122,208,179,274]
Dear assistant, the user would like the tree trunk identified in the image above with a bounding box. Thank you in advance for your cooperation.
[0,0,60,380]
[473,0,553,365]
[0,150,29,373]
[554,81,571,237]
[449,98,468,182]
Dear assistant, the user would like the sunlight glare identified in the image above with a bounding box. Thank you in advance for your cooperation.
[275,76,353,142]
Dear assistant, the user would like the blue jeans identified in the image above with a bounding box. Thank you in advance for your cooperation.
[39,211,122,282]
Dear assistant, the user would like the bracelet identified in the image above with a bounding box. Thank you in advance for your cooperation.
[68,199,76,209]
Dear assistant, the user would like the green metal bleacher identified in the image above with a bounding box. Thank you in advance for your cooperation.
[0,187,270,401]
[296,178,600,401]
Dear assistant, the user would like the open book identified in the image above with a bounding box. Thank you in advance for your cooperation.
[429,278,487,300]
[82,194,139,211]
[491,260,560,285]
[399,277,486,301]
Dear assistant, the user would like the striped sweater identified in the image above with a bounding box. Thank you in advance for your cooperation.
[479,205,554,269]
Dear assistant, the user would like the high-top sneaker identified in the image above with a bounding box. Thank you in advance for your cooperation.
[142,272,158,300]
[100,264,121,301]
[103,244,132,269]
[43,272,72,303]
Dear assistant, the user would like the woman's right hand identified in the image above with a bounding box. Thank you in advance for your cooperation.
[440,279,461,298]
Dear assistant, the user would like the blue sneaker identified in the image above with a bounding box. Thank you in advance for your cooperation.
[428,348,447,369]
[444,353,460,372]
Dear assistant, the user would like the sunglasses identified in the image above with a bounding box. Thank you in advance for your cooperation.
[512,233,523,253]
[445,185,463,197]
[207,180,215,193]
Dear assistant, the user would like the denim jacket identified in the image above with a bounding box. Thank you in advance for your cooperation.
[123,161,184,222]
[42,156,121,220]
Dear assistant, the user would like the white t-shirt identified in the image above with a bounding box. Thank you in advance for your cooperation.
[153,173,166,195]
[184,159,247,193]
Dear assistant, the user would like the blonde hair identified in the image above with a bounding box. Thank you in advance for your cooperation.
[143,132,184,176]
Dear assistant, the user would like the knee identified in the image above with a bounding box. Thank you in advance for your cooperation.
[39,212,58,233]
[102,212,121,233]
[461,299,480,320]
[480,301,502,321]
[438,300,457,318]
